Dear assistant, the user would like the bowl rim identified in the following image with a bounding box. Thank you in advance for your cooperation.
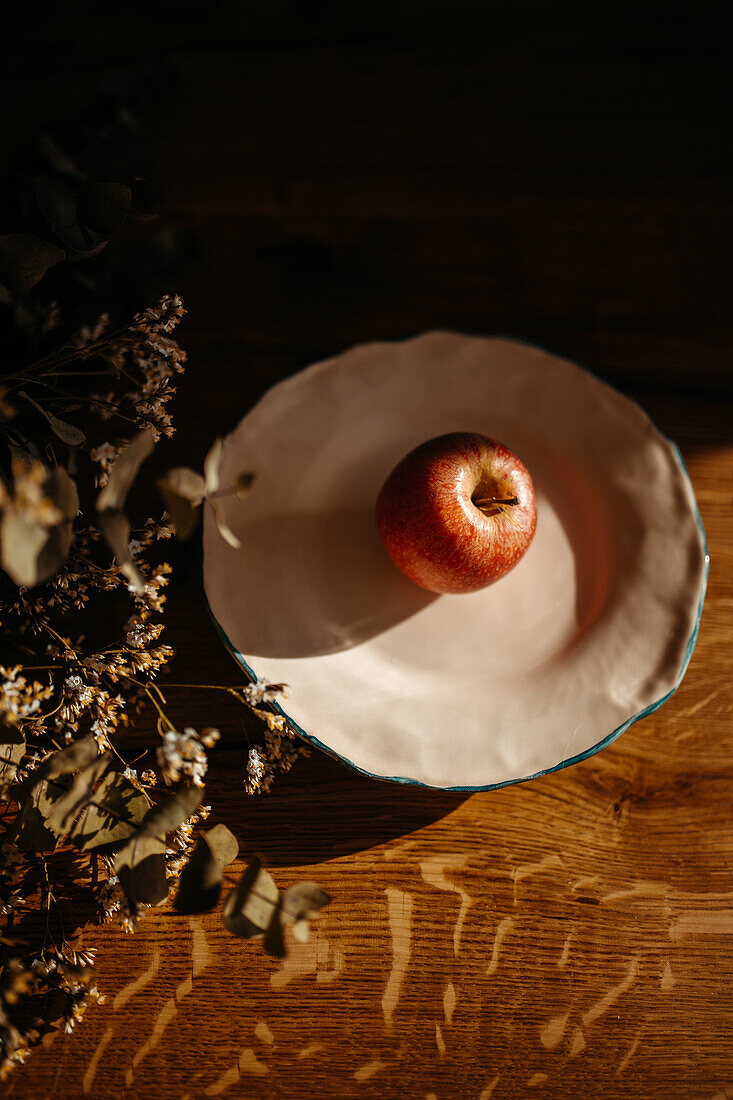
[202,334,710,791]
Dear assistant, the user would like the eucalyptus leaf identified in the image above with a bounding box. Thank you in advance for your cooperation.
[96,429,155,513]
[0,464,79,587]
[80,181,132,235]
[115,839,168,909]
[129,177,160,219]
[0,508,48,587]
[281,882,331,924]
[138,783,202,839]
[202,437,242,548]
[173,824,238,915]
[0,234,65,293]
[205,823,238,870]
[156,467,205,539]
[208,496,241,550]
[114,785,201,909]
[231,472,255,500]
[34,521,75,586]
[98,510,145,592]
[35,132,84,179]
[173,835,221,914]
[291,919,311,944]
[29,174,79,236]
[65,240,109,263]
[0,725,25,786]
[14,779,63,854]
[263,901,286,957]
[44,466,80,520]
[44,755,111,837]
[19,391,87,447]
[203,437,224,496]
[29,174,107,255]
[223,856,279,939]
[42,734,98,779]
[72,770,148,851]
[97,468,147,585]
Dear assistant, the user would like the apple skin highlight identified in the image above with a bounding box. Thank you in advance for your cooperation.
[375,431,537,594]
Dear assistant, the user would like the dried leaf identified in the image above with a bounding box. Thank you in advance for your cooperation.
[44,755,111,837]
[31,468,78,584]
[29,175,78,236]
[35,131,84,179]
[114,785,202,909]
[263,902,286,957]
[174,824,237,915]
[157,467,205,503]
[115,837,168,909]
[129,177,160,216]
[44,467,79,520]
[138,783,202,839]
[14,779,63,854]
[72,770,148,851]
[205,823,238,870]
[174,836,221,914]
[156,467,205,539]
[80,181,132,235]
[96,429,155,513]
[223,856,279,939]
[281,882,331,924]
[0,233,65,293]
[42,734,98,779]
[203,437,224,496]
[202,437,242,548]
[231,472,255,500]
[98,510,145,593]
[30,174,106,255]
[208,497,241,550]
[0,508,48,587]
[66,239,108,263]
[34,521,74,585]
[0,725,25,786]
[0,466,79,587]
[18,391,87,447]
[291,919,310,944]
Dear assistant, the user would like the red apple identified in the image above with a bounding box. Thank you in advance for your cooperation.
[375,432,537,594]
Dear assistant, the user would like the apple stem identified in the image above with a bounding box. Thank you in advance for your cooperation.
[473,496,519,511]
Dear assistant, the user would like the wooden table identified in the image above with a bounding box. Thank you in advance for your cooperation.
[5,3,733,1097]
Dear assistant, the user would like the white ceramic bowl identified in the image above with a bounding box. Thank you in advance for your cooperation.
[203,334,708,790]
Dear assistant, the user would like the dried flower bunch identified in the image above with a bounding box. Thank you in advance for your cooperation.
[0,293,325,1080]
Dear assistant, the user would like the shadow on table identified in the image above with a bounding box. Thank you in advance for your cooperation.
[205,745,469,867]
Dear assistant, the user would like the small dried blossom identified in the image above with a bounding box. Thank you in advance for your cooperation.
[90,443,123,488]
[0,844,26,919]
[1,948,103,1078]
[156,727,209,787]
[133,293,186,334]
[242,677,288,706]
[245,746,268,794]
[0,666,54,725]
[0,459,66,528]
[72,312,110,347]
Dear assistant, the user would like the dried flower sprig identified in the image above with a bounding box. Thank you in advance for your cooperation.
[0,292,314,1082]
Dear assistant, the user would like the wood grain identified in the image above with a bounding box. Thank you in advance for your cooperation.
[8,448,733,1098]
[5,2,733,1096]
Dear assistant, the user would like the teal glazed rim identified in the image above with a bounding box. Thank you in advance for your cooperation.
[202,353,710,793]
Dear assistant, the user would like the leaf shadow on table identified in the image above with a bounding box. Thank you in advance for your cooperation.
[204,745,469,867]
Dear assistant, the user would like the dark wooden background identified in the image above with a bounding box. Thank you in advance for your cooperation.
[4,3,733,1097]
